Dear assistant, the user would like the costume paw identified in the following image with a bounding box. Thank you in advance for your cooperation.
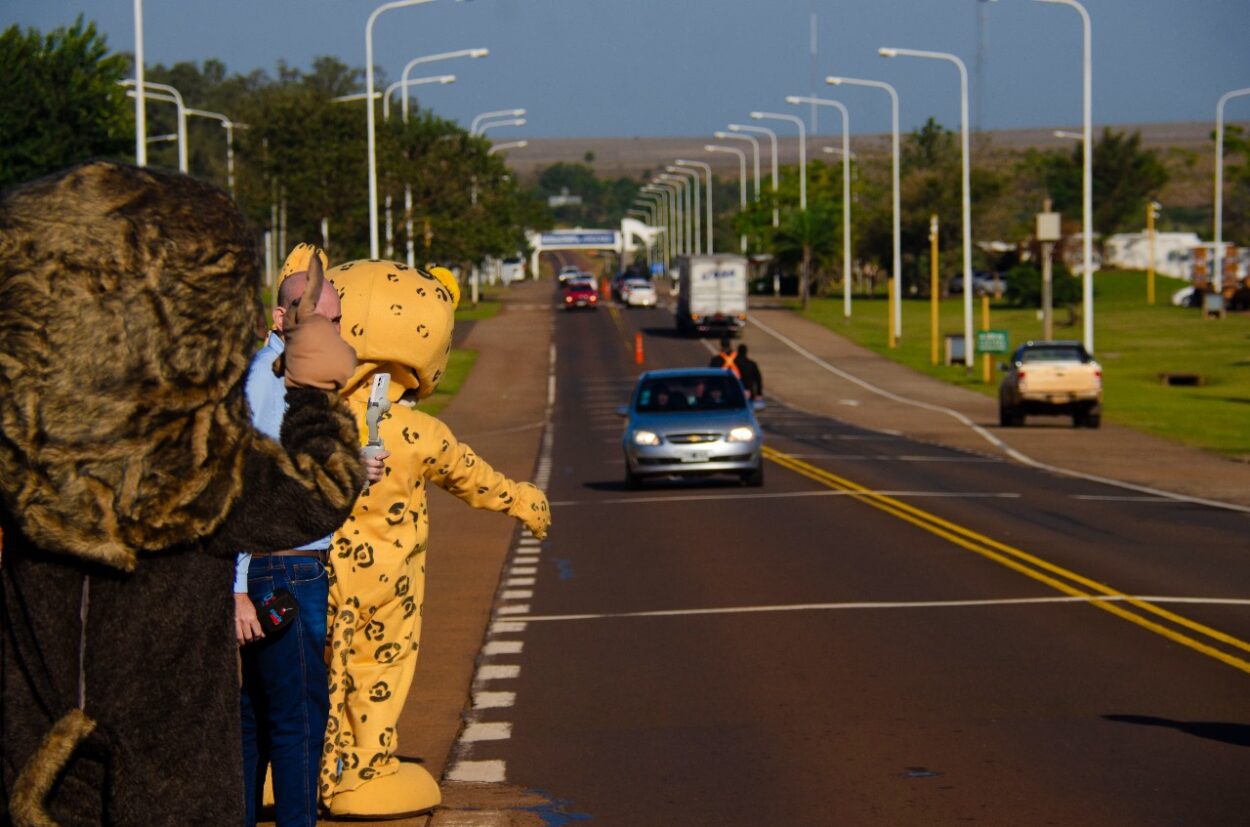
[508,481,550,540]
[327,763,441,818]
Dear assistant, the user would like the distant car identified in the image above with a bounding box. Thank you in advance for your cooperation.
[999,340,1102,428]
[1171,286,1198,307]
[623,278,657,308]
[618,368,764,488]
[949,271,1007,296]
[558,266,588,284]
[562,281,598,310]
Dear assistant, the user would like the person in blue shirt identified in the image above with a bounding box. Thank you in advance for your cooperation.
[234,245,386,827]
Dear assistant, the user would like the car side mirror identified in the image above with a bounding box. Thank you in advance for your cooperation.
[615,405,630,417]
[752,399,767,412]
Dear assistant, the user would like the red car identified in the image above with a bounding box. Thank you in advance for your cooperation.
[563,282,598,310]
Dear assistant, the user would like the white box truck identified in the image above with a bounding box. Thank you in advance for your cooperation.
[676,254,748,336]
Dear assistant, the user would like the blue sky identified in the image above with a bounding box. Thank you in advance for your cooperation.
[7,0,1250,138]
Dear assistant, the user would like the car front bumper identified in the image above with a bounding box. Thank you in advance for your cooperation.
[624,441,760,476]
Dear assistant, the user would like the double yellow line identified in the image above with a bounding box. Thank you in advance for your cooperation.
[763,445,1250,676]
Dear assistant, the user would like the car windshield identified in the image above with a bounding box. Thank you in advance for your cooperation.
[1018,347,1089,363]
[636,375,746,413]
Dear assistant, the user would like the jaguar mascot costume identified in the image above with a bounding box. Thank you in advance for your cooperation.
[0,162,365,826]
[319,259,550,818]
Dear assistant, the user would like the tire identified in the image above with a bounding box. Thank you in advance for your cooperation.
[1072,411,1086,428]
[624,466,642,490]
[1085,410,1101,429]
[999,403,1013,427]
[740,465,764,487]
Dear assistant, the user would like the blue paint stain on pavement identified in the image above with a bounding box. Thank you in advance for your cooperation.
[554,558,575,581]
[524,791,591,825]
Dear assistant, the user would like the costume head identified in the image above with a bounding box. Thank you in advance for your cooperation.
[329,260,460,400]
[0,161,261,570]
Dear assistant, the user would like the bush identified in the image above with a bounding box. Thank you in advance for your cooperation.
[1004,262,1081,308]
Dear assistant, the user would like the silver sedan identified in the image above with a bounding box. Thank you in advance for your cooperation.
[618,368,764,488]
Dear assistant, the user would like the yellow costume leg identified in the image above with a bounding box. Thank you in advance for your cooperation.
[322,545,438,816]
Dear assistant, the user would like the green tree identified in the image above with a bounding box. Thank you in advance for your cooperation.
[1020,127,1168,236]
[0,17,131,189]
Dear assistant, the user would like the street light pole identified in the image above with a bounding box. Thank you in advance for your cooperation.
[787,95,852,319]
[751,111,806,210]
[489,140,528,155]
[715,132,760,200]
[705,145,748,253]
[1033,0,1095,352]
[400,48,488,122]
[1215,88,1250,295]
[185,108,247,198]
[365,0,435,258]
[665,168,701,255]
[644,186,675,263]
[676,160,714,254]
[470,108,525,135]
[120,79,187,172]
[730,124,779,227]
[132,0,146,166]
[828,75,902,340]
[880,46,974,368]
[381,74,455,257]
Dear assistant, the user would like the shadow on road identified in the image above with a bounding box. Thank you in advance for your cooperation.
[1103,714,1250,748]
[583,476,748,494]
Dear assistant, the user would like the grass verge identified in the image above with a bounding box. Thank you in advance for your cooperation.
[799,270,1250,459]
[418,349,479,417]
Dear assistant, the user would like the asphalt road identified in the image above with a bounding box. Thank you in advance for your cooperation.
[465,287,1250,826]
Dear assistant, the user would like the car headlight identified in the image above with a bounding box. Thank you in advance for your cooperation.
[632,430,660,446]
[726,426,756,443]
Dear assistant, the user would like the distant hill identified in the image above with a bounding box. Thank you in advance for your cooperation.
[499,121,1246,211]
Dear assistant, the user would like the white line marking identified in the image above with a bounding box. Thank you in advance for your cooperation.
[496,604,530,615]
[490,621,527,634]
[461,722,512,742]
[482,640,524,656]
[748,313,1250,514]
[518,538,542,546]
[506,577,536,587]
[502,589,534,600]
[509,566,538,576]
[476,664,521,681]
[550,490,1021,507]
[447,760,506,783]
[507,594,1250,623]
[473,690,516,709]
[1072,495,1176,502]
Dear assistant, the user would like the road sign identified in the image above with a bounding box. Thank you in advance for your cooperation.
[975,329,1010,354]
[539,231,617,247]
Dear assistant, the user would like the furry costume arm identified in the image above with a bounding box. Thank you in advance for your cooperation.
[424,416,550,539]
[206,388,365,556]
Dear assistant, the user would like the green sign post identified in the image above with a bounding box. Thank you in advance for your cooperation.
[975,329,1010,355]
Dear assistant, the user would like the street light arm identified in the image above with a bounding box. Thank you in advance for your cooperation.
[470,108,526,135]
[475,118,526,136]
[751,111,806,210]
[401,47,488,121]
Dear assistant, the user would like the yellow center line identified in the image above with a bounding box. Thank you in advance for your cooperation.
[762,444,1250,676]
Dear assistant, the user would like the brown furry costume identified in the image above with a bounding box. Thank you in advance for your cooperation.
[0,162,365,826]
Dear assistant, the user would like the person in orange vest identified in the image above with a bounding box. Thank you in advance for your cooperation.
[708,336,741,379]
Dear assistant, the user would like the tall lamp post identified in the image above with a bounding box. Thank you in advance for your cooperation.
[665,168,701,255]
[120,79,187,172]
[828,75,902,341]
[880,46,974,368]
[644,184,677,260]
[714,131,760,199]
[380,74,455,258]
[654,182,682,260]
[1033,0,1095,352]
[675,159,714,254]
[1215,87,1250,295]
[471,108,525,135]
[786,95,852,319]
[489,140,528,155]
[364,0,436,258]
[729,123,779,227]
[474,118,526,136]
[132,0,146,166]
[400,48,488,122]
[705,145,748,253]
[186,108,246,198]
[751,111,806,210]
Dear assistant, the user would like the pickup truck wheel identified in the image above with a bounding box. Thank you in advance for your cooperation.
[1085,412,1101,429]
[1000,403,1022,427]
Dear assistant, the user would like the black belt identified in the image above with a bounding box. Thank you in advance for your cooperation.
[252,549,328,563]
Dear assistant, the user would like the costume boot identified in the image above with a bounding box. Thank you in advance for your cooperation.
[327,763,441,819]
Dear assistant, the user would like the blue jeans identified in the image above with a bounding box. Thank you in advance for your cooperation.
[240,555,329,827]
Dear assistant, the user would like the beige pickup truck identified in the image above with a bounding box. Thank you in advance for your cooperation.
[998,341,1103,428]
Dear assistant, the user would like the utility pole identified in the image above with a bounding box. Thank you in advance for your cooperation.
[930,214,940,366]
[1038,198,1061,341]
[1147,201,1160,305]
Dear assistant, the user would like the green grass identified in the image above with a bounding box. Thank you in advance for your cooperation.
[455,297,503,323]
[800,271,1250,458]
[418,348,479,417]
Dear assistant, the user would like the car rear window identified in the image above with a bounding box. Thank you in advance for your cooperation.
[1019,347,1089,363]
[636,375,746,412]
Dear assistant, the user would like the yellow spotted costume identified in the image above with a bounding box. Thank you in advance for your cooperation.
[320,260,549,817]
